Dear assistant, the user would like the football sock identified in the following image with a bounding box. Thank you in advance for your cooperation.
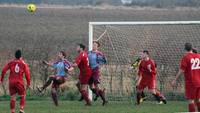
[136,92,142,104]
[10,96,16,113]
[51,91,58,106]
[80,90,91,104]
[196,102,200,112]
[20,95,25,111]
[188,103,196,112]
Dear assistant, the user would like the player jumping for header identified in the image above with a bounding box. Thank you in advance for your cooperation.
[0,50,31,113]
[88,41,107,105]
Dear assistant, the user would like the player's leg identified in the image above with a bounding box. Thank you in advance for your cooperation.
[18,84,26,113]
[196,99,200,112]
[9,85,17,113]
[51,83,59,106]
[88,75,100,101]
[195,87,200,111]
[149,89,163,104]
[188,100,196,112]
[80,84,91,105]
[148,79,166,104]
[185,85,196,112]
[37,75,55,92]
[136,84,145,105]
[19,95,26,113]
[141,91,147,101]
[96,84,107,105]
[10,94,16,113]
[50,76,65,106]
[76,81,84,101]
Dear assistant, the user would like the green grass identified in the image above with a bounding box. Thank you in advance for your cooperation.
[0,100,188,113]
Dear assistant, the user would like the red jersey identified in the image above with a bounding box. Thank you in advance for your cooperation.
[139,59,157,81]
[180,52,200,87]
[75,51,91,75]
[1,58,31,86]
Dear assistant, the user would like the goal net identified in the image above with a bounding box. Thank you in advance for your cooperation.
[89,21,200,101]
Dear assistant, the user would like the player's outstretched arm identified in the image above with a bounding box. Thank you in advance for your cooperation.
[42,60,53,67]
[171,69,183,86]
[0,63,10,83]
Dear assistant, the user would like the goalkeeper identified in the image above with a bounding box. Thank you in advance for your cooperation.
[129,52,147,104]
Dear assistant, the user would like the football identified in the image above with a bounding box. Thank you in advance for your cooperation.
[27,4,36,12]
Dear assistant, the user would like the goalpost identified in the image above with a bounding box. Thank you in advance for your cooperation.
[88,21,200,101]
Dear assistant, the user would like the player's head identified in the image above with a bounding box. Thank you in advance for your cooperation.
[77,43,86,53]
[58,51,66,59]
[141,50,149,59]
[192,48,198,53]
[138,52,143,59]
[184,42,193,52]
[93,41,100,51]
[15,49,22,59]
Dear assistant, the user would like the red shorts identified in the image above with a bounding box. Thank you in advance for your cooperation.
[9,83,25,96]
[88,67,100,85]
[79,73,91,85]
[51,75,67,89]
[185,85,200,99]
[137,78,156,91]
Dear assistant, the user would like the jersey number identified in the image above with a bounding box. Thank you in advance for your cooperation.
[191,58,200,70]
[15,64,20,73]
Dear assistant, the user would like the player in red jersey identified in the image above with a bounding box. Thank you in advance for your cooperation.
[0,50,31,113]
[73,44,92,105]
[136,50,166,105]
[172,43,200,112]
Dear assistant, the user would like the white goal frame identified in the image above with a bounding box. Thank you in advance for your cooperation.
[88,21,200,100]
[89,21,200,51]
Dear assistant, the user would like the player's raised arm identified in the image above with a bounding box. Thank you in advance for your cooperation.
[0,62,10,83]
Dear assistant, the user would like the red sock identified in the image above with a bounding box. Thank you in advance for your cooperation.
[196,102,200,112]
[188,103,196,112]
[10,97,15,113]
[20,95,25,111]
[80,90,91,104]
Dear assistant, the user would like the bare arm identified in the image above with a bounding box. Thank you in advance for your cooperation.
[171,69,184,86]
[136,74,142,87]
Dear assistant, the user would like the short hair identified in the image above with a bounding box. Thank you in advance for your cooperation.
[15,50,21,59]
[93,41,100,47]
[60,51,66,58]
[184,43,192,51]
[192,48,198,53]
[143,50,149,55]
[78,43,86,50]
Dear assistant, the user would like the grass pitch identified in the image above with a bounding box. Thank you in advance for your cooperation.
[0,100,187,113]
